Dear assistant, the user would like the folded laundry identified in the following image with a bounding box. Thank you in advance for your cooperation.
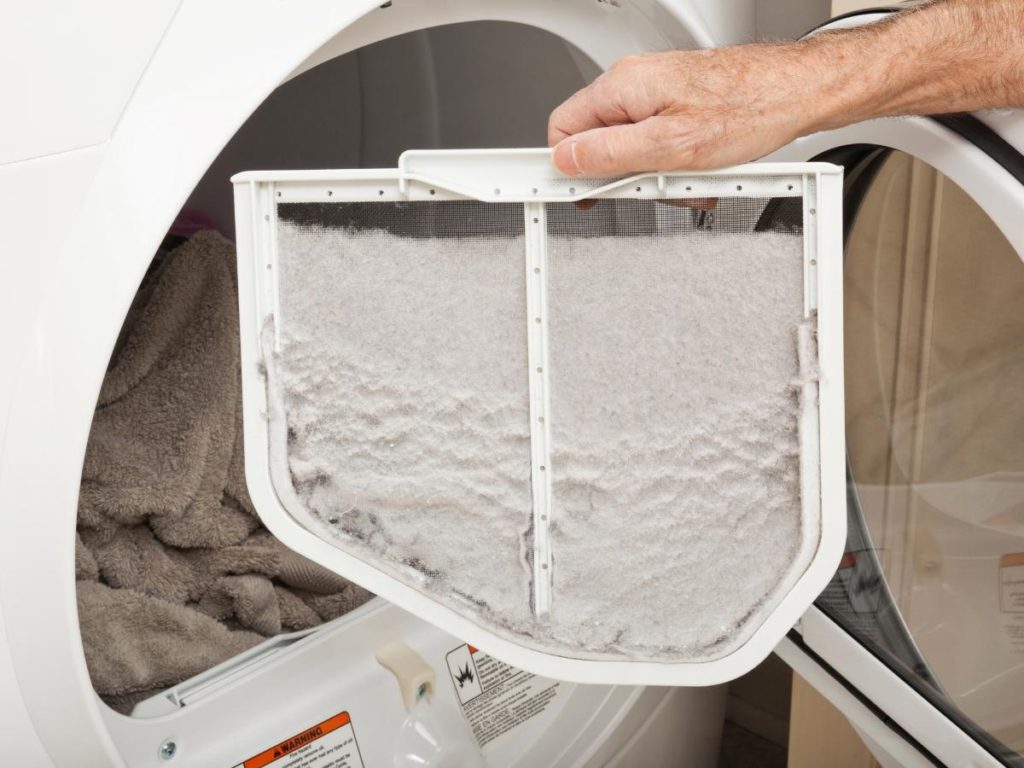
[76,230,373,713]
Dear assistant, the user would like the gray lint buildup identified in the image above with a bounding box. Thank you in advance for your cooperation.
[266,199,818,662]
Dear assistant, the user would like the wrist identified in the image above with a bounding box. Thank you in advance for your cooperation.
[796,1,1024,130]
[793,26,903,134]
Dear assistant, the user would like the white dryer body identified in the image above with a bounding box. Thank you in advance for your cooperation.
[0,2,760,766]
[6,3,1024,767]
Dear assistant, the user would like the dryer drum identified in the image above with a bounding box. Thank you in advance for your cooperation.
[75,229,375,713]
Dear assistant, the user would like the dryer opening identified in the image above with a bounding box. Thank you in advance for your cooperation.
[75,20,599,718]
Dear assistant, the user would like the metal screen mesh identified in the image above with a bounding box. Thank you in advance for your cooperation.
[546,197,802,237]
[278,200,525,238]
[279,197,803,237]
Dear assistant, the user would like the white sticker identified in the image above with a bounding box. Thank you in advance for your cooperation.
[231,711,364,768]
[445,644,560,750]
[1000,559,1024,613]
[834,551,881,614]
[1000,555,1024,655]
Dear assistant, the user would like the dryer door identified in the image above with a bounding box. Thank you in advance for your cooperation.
[767,11,1024,768]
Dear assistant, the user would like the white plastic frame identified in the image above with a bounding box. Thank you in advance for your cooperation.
[232,149,845,686]
[779,608,1006,768]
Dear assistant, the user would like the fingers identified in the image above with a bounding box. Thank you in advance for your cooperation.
[548,84,606,147]
[547,57,653,147]
[552,119,676,176]
[552,138,583,175]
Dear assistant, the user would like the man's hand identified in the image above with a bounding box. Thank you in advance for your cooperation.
[549,0,1024,176]
[549,45,828,176]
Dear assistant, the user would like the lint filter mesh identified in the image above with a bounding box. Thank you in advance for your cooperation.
[263,194,818,662]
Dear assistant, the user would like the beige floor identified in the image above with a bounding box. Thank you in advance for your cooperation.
[788,675,881,768]
[717,655,881,768]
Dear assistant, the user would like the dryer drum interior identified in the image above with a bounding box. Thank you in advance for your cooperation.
[73,22,584,708]
[69,20,736,768]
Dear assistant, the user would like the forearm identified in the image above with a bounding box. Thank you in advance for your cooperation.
[547,0,1024,174]
[802,0,1024,132]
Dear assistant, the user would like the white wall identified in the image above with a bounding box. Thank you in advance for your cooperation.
[756,0,832,41]
[831,0,885,14]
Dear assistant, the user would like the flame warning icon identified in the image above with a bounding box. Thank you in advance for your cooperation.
[455,663,475,688]
[447,644,483,703]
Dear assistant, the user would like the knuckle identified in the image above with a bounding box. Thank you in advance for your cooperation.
[675,138,709,170]
[658,128,700,170]
[608,54,643,76]
[589,76,611,102]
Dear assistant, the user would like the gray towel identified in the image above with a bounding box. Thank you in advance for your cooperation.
[76,230,373,712]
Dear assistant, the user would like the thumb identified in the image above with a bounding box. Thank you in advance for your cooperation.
[551,119,671,176]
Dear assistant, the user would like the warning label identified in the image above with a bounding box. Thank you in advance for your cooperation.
[231,711,364,768]
[1000,554,1024,613]
[1000,554,1024,655]
[445,644,559,750]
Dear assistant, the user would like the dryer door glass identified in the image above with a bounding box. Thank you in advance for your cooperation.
[815,147,1024,761]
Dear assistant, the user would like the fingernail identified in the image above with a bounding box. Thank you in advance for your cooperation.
[555,141,583,176]
[568,141,583,176]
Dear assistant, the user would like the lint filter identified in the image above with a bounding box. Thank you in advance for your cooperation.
[232,148,845,685]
